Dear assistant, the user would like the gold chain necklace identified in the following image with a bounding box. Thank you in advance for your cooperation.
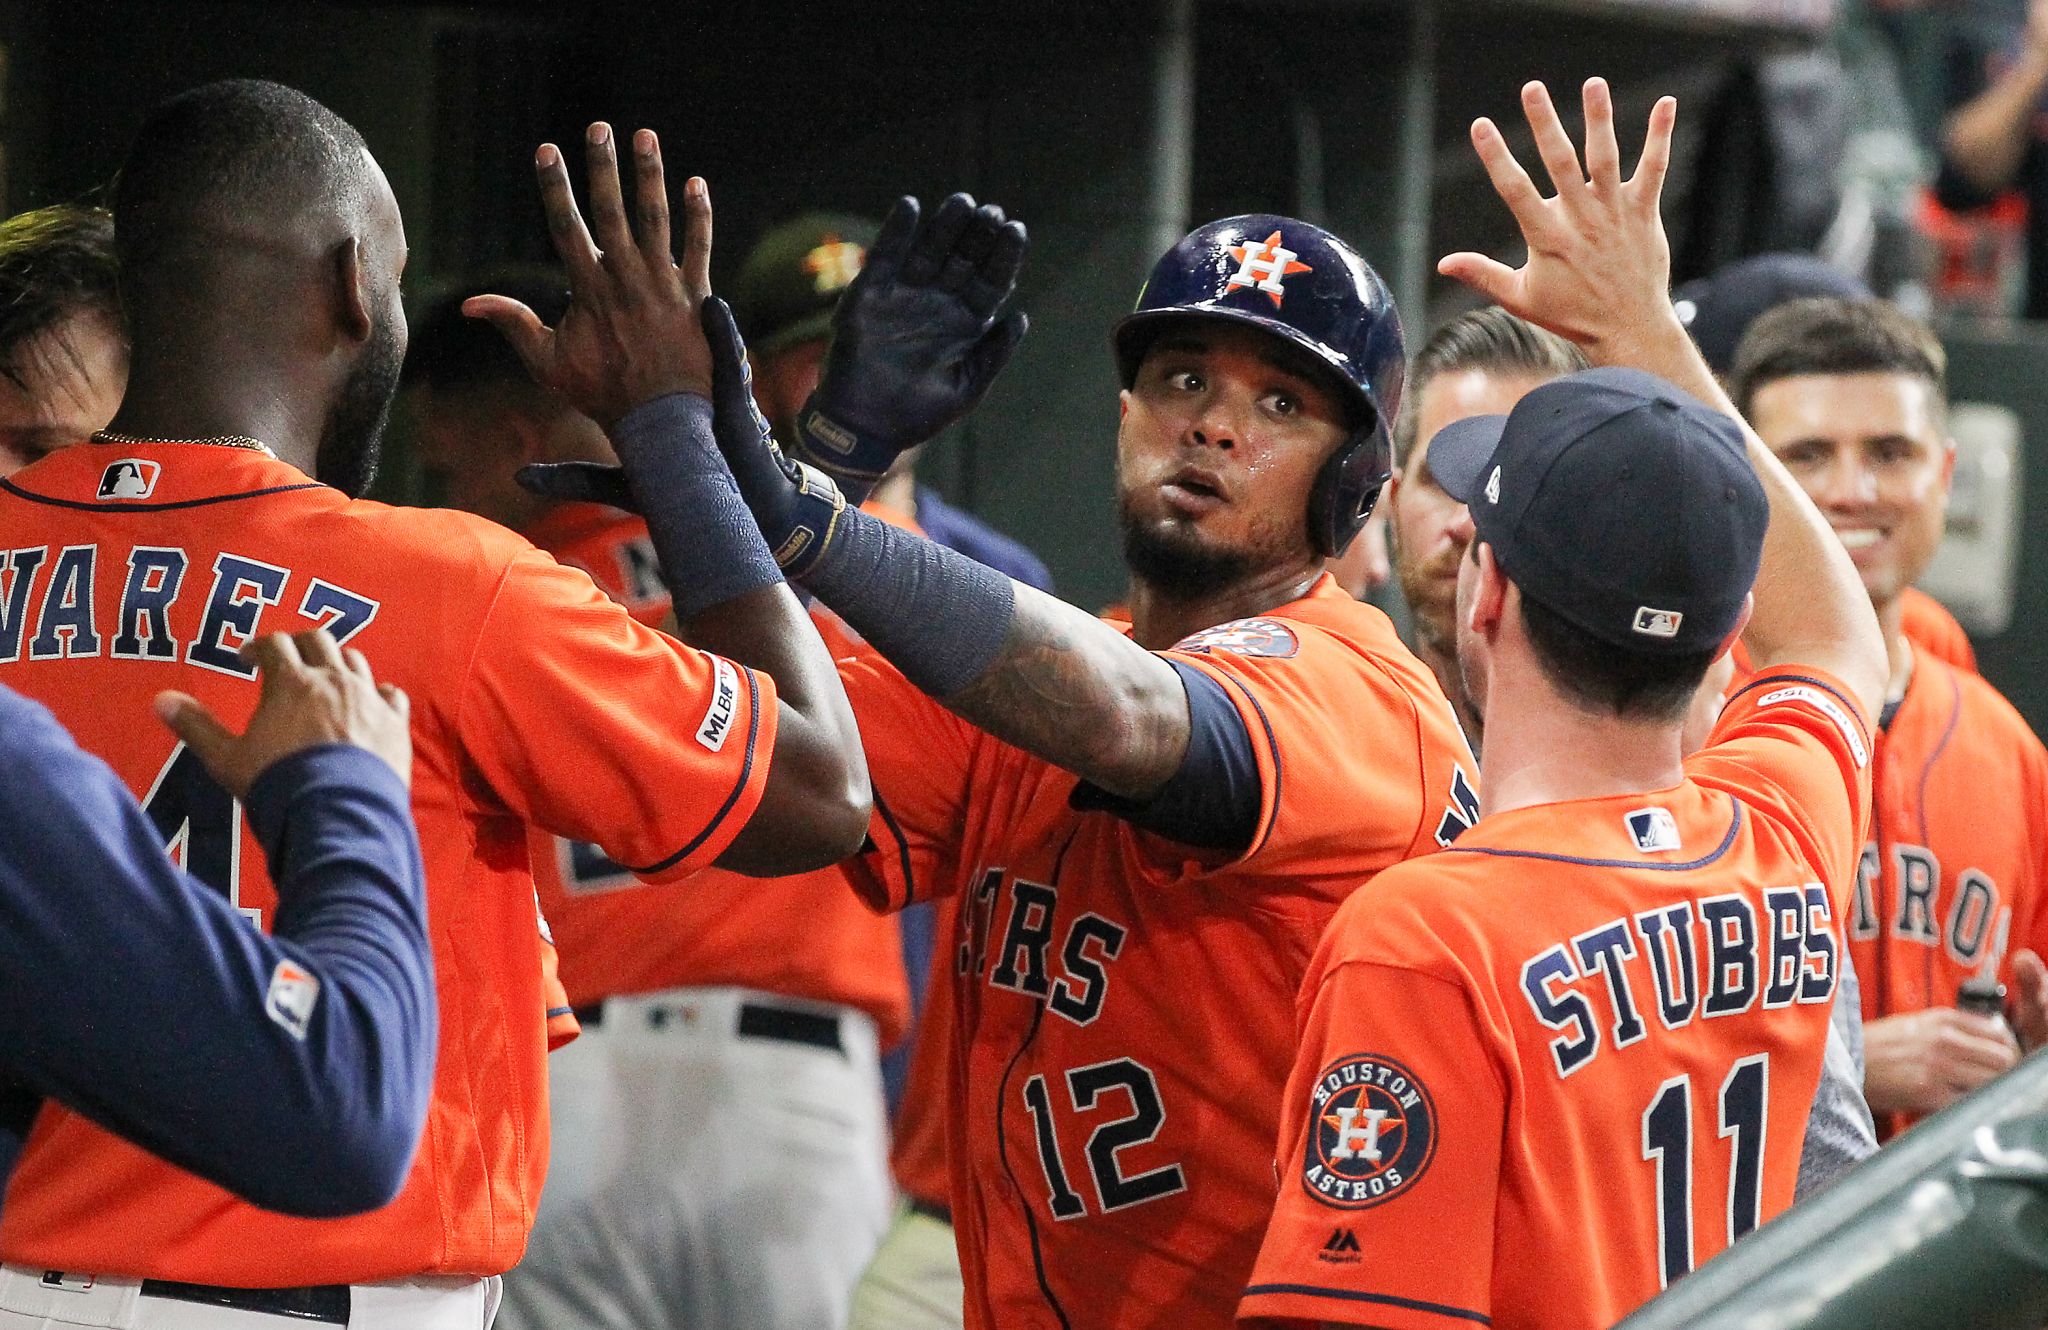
[92,429,274,457]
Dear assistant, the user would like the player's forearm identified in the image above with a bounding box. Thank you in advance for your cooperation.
[1944,50,2048,196]
[800,510,1191,797]
[944,584,1191,798]
[681,583,872,875]
[0,732,434,1217]
[1588,314,1887,716]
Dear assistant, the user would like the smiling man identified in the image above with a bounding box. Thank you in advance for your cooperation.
[1732,296,2048,1137]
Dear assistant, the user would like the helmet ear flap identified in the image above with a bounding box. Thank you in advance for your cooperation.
[1308,420,1393,558]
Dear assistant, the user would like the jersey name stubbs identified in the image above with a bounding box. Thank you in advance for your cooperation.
[1521,883,1837,1078]
[0,543,380,674]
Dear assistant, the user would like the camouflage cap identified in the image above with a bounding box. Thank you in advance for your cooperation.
[730,212,880,357]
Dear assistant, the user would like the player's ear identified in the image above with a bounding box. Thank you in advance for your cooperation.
[333,236,373,348]
[1468,541,1507,633]
[1119,388,1131,421]
[1939,435,1958,491]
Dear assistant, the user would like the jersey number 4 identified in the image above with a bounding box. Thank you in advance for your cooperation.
[1642,1054,1769,1288]
[1022,1058,1188,1220]
[143,743,257,926]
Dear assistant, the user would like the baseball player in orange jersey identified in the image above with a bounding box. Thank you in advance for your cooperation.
[1729,296,2048,1139]
[1238,80,1889,1328]
[0,83,869,1329]
[407,270,911,1328]
[523,194,1479,1324]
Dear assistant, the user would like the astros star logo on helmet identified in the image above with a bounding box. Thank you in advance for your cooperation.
[1228,231,1312,307]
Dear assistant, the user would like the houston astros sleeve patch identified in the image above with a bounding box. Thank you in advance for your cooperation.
[1302,1053,1437,1209]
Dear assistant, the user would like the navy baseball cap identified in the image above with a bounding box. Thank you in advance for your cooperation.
[1425,367,1767,656]
[1673,253,1869,375]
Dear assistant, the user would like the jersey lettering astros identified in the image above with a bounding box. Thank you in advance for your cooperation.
[1849,649,2048,1138]
[523,502,909,1041]
[1239,667,1872,1330]
[847,575,1476,1328]
[0,443,776,1284]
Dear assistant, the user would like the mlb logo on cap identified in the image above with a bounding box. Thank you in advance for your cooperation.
[1632,606,1683,639]
[1626,807,1681,853]
[96,458,161,501]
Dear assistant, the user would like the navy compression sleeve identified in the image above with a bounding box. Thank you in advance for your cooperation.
[1068,660,1261,852]
[0,689,434,1217]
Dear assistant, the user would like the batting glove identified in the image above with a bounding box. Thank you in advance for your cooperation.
[790,193,1029,492]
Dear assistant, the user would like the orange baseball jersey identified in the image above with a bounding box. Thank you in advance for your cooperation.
[1239,666,1873,1330]
[1850,649,2048,1138]
[523,503,908,1042]
[885,891,961,1208]
[0,441,776,1284]
[847,574,1477,1328]
[1900,586,1976,673]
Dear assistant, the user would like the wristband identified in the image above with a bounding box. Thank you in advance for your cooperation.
[611,394,785,619]
[800,506,1016,698]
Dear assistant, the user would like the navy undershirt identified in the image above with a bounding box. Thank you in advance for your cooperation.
[1069,659,1262,853]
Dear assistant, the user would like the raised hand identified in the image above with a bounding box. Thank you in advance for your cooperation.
[154,630,413,797]
[519,297,849,576]
[792,193,1029,488]
[1438,79,1679,360]
[466,124,713,428]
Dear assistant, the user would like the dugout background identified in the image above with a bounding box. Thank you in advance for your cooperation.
[4,0,2044,724]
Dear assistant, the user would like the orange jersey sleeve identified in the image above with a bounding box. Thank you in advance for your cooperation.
[1688,665,1874,902]
[525,501,673,628]
[1900,587,1976,673]
[1240,959,1504,1329]
[457,548,776,881]
[1155,608,1476,889]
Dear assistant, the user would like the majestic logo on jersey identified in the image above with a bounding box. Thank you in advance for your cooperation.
[96,459,160,501]
[1757,683,1870,768]
[265,960,321,1041]
[1627,806,1681,853]
[1317,1227,1363,1265]
[697,655,740,751]
[1227,231,1312,308]
[1633,606,1683,639]
[1302,1054,1436,1209]
[1172,617,1300,658]
[805,236,867,294]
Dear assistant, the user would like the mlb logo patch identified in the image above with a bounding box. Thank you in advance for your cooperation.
[1626,806,1682,853]
[265,960,321,1042]
[96,458,161,501]
[1632,606,1683,639]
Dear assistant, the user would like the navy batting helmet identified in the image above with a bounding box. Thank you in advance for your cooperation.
[1112,214,1405,557]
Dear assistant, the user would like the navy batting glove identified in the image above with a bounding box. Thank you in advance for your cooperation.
[701,296,847,577]
[791,193,1030,494]
[520,298,848,580]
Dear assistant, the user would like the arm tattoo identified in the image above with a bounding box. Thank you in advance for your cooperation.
[943,587,1189,799]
